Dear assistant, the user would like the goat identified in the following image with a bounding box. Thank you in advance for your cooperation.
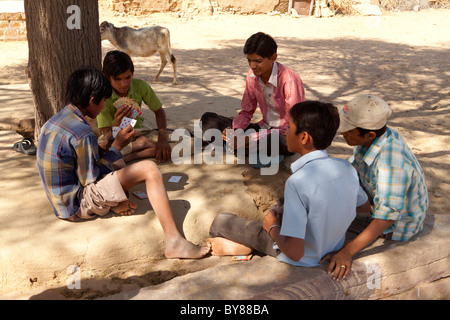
[100,21,178,84]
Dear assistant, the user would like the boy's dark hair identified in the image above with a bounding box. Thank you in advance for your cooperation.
[244,32,277,58]
[65,67,112,109]
[102,50,134,78]
[356,126,387,138]
[289,101,340,150]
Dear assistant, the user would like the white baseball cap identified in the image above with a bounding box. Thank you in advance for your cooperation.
[338,94,392,133]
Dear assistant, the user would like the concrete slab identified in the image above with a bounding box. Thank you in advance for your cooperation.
[101,214,450,300]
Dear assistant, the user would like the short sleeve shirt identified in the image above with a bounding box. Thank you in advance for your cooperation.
[349,127,428,241]
[277,150,366,267]
[97,78,162,129]
[37,105,123,219]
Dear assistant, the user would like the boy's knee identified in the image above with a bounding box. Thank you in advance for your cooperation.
[140,160,161,177]
[134,136,154,149]
[210,212,237,237]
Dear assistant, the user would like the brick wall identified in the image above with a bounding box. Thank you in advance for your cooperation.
[0,12,26,41]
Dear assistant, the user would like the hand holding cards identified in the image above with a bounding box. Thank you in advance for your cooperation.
[114,97,143,120]
[120,117,137,129]
[111,122,135,150]
[112,117,137,138]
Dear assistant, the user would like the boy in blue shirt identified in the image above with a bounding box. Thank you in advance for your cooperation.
[207,101,367,267]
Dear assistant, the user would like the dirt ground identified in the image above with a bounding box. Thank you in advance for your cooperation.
[0,7,449,299]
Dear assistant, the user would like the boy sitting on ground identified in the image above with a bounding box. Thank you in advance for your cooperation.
[97,50,171,167]
[207,101,367,268]
[321,94,429,280]
[37,67,209,259]
[200,32,305,168]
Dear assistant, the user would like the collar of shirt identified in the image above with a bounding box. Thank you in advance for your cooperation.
[67,104,91,127]
[111,81,137,101]
[250,61,278,87]
[111,89,127,101]
[291,150,329,173]
[349,128,391,166]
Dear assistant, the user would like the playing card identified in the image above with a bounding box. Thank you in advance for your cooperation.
[112,126,121,138]
[130,108,143,119]
[168,176,182,183]
[114,97,140,110]
[119,117,137,129]
[133,190,148,200]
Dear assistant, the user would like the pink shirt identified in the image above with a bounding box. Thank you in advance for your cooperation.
[232,62,305,137]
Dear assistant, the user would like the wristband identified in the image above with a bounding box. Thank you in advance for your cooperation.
[268,224,281,237]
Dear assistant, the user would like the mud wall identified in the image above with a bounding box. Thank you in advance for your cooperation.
[100,0,290,15]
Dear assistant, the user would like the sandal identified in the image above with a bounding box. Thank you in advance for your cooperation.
[13,138,37,155]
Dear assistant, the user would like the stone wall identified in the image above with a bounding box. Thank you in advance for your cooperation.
[0,12,26,41]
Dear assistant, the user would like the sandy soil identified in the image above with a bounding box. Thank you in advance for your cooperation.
[0,7,449,299]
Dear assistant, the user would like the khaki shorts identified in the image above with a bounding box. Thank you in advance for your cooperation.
[69,171,128,221]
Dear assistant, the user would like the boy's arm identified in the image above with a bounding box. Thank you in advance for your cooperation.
[98,106,133,154]
[263,210,305,262]
[321,218,395,281]
[154,108,171,162]
[233,76,258,130]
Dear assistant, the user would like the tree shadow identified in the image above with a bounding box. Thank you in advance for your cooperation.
[1,35,448,299]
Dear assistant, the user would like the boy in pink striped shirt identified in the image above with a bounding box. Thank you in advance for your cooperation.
[201,32,305,166]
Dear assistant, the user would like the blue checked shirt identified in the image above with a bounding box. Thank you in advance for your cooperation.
[349,127,428,240]
[37,105,123,219]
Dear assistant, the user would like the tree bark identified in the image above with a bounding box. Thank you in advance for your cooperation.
[24,0,101,139]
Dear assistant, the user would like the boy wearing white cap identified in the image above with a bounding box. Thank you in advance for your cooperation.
[321,94,429,281]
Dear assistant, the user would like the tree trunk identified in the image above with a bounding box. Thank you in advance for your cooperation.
[24,0,101,139]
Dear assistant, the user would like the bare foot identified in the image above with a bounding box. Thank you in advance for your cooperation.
[112,200,137,216]
[165,238,211,259]
[206,237,252,256]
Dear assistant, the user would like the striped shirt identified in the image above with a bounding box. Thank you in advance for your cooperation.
[349,127,428,240]
[232,62,305,138]
[37,105,123,219]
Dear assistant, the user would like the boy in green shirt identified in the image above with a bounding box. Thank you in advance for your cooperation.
[97,51,172,166]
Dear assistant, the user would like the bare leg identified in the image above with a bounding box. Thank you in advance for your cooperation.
[116,160,210,259]
[123,136,157,163]
[207,237,252,256]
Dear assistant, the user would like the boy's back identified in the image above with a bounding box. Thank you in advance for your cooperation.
[280,150,366,267]
[37,105,117,219]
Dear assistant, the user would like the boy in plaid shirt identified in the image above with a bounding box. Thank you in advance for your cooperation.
[321,94,428,280]
[37,67,209,259]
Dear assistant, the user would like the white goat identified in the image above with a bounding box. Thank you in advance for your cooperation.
[100,21,178,84]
